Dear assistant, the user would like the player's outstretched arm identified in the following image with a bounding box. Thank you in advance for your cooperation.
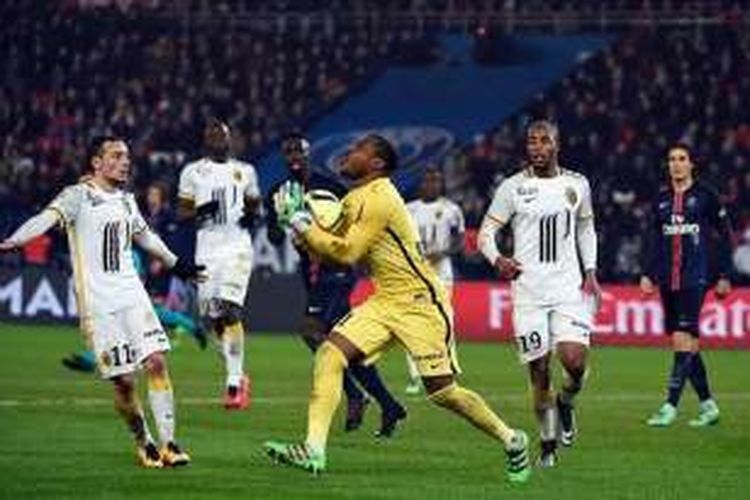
[133,229,206,281]
[0,210,60,251]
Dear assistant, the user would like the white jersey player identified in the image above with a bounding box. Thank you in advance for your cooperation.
[178,119,260,410]
[404,168,465,395]
[478,121,602,467]
[0,137,203,468]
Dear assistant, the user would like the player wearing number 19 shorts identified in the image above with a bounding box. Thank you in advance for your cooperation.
[479,121,602,468]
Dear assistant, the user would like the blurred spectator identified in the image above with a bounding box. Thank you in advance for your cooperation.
[733,229,750,285]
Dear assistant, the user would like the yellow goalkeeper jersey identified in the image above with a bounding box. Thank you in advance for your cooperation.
[304,176,448,304]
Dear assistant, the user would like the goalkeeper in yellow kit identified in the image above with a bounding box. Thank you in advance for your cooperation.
[264,134,530,483]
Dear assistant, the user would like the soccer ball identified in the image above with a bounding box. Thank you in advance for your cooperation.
[304,189,344,232]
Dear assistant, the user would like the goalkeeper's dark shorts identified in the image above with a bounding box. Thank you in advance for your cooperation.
[306,271,356,330]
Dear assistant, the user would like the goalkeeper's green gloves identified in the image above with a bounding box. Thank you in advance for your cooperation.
[273,180,312,233]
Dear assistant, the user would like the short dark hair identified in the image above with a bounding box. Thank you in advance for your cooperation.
[527,119,560,144]
[281,133,311,156]
[87,135,121,168]
[668,142,693,159]
[367,134,398,172]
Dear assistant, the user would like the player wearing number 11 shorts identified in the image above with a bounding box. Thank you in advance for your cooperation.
[478,121,602,468]
[0,136,204,468]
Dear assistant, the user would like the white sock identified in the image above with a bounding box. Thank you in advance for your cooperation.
[406,353,420,382]
[223,323,245,388]
[538,403,556,441]
[148,387,175,445]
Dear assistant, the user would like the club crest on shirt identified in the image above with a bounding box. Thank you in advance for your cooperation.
[435,209,443,220]
[233,169,243,182]
[100,351,112,368]
[565,187,578,208]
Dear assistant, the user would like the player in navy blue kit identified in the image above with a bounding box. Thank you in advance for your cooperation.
[266,134,406,436]
[641,143,733,428]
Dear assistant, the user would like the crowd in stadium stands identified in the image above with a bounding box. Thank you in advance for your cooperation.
[0,1,411,211]
[1,2,749,284]
[448,25,750,283]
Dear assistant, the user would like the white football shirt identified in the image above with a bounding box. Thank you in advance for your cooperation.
[48,181,151,315]
[484,167,594,306]
[407,197,465,284]
[178,158,260,261]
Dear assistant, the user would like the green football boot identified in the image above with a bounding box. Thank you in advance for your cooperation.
[264,441,326,475]
[646,403,677,427]
[505,430,531,484]
[688,399,720,427]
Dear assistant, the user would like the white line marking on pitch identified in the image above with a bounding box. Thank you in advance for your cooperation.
[2,393,750,408]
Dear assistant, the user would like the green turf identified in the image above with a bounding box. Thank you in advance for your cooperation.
[0,322,747,499]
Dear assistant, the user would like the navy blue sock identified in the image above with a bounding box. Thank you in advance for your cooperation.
[350,364,402,413]
[688,353,712,402]
[666,351,694,407]
[342,369,365,402]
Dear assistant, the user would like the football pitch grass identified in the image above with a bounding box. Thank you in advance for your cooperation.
[0,323,747,500]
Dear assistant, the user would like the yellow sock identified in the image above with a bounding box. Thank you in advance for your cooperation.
[429,383,515,445]
[147,371,172,392]
[306,342,347,454]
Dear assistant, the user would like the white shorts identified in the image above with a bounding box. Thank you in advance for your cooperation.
[197,248,253,313]
[88,299,170,379]
[512,301,592,364]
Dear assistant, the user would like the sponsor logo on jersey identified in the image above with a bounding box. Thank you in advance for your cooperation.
[565,187,578,208]
[143,328,164,338]
[662,223,700,235]
[412,351,446,362]
[517,186,538,197]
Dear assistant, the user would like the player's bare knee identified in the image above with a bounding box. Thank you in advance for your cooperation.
[301,316,326,348]
[144,352,168,377]
[672,331,697,352]
[528,358,551,390]
[561,356,586,382]
[112,375,135,400]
